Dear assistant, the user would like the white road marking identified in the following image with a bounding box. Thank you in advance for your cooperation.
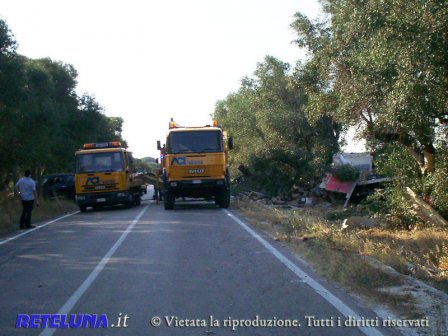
[39,205,149,336]
[0,211,79,246]
[224,209,385,336]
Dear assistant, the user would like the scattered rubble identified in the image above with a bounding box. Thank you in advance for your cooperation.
[341,216,377,231]
[236,152,391,211]
[321,152,391,208]
[234,155,447,336]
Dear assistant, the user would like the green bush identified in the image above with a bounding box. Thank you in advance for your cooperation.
[423,144,448,218]
[363,189,390,215]
[371,142,448,222]
[374,144,420,185]
[363,186,423,230]
[332,164,360,182]
[248,151,298,196]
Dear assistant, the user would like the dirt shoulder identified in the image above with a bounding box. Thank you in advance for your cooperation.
[233,198,448,336]
[0,197,78,237]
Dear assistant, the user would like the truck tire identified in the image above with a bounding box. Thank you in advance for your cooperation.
[217,188,230,208]
[79,205,87,212]
[219,168,231,208]
[125,194,133,209]
[164,191,175,210]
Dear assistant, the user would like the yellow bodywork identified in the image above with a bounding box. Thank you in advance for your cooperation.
[165,152,226,181]
[74,147,131,194]
[75,171,129,194]
[74,143,147,211]
[160,122,232,208]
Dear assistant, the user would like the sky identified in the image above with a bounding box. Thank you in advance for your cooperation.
[0,0,334,158]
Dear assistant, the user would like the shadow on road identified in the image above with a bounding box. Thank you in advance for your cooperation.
[165,199,222,211]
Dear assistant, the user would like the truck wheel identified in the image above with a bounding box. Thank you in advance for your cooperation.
[218,169,231,208]
[125,194,133,209]
[134,196,141,206]
[164,191,175,210]
[79,205,87,212]
[218,188,230,208]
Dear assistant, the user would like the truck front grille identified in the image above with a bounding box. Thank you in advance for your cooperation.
[82,184,119,192]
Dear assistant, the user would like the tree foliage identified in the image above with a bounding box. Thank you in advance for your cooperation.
[214,56,340,195]
[292,0,448,218]
[0,19,124,185]
[292,0,447,176]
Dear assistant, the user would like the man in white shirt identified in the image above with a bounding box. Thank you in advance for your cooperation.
[15,170,39,229]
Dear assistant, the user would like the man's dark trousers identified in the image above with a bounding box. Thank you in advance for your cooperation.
[20,200,34,228]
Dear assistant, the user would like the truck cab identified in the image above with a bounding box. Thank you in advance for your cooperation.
[159,120,233,209]
[75,142,145,212]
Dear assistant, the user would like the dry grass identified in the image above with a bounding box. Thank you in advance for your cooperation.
[0,195,78,235]
[355,229,448,291]
[234,199,448,318]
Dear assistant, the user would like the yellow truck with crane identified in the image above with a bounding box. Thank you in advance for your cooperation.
[74,141,146,212]
[157,119,233,209]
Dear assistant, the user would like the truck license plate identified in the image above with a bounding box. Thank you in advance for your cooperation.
[192,180,202,184]
[96,198,106,203]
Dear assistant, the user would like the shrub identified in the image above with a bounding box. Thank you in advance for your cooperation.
[332,164,360,182]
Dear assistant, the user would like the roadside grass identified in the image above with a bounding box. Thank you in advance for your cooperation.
[234,199,448,318]
[0,195,78,235]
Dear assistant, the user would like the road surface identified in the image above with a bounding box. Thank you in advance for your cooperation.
[0,191,400,336]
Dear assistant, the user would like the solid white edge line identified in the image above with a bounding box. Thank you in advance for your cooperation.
[224,209,385,336]
[39,205,149,336]
[0,211,80,246]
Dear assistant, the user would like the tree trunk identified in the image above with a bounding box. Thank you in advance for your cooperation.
[422,144,436,175]
[405,146,425,175]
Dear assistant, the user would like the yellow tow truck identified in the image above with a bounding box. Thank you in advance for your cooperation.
[157,119,233,209]
[74,142,146,212]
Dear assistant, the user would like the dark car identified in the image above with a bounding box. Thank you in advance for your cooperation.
[41,173,75,199]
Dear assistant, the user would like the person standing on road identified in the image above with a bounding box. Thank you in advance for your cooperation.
[15,170,39,229]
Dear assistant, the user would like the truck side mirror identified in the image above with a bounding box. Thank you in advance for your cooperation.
[155,158,159,164]
[228,137,234,150]
[157,140,161,150]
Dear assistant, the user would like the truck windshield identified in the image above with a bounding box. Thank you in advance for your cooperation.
[76,152,124,173]
[167,130,223,154]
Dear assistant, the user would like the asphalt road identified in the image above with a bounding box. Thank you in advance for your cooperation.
[0,191,401,336]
